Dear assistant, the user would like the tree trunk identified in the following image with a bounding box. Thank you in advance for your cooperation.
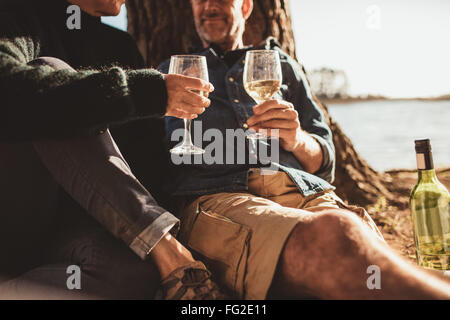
[126,0,396,207]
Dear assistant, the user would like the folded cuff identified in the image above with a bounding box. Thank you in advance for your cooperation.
[129,211,180,260]
[310,133,335,183]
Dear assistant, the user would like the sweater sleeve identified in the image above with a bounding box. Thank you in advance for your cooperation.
[0,15,167,142]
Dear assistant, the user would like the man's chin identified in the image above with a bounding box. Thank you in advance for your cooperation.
[201,32,229,45]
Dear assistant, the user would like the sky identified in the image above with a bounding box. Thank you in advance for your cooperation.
[102,1,450,98]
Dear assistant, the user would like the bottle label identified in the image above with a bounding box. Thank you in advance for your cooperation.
[416,152,434,170]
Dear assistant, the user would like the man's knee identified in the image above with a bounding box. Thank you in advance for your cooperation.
[311,209,364,248]
[274,209,362,293]
[285,209,362,259]
[28,57,74,71]
[314,208,363,232]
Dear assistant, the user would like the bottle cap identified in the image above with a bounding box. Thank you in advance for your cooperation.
[415,139,431,154]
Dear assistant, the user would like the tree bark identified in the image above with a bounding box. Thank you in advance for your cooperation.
[126,0,395,207]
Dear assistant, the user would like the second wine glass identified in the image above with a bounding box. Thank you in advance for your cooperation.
[243,50,283,139]
[169,55,208,155]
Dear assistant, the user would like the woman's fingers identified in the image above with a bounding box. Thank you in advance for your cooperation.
[164,73,214,119]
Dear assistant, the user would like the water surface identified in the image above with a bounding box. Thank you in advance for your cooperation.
[328,100,450,171]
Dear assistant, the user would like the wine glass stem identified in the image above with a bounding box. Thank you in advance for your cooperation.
[183,119,194,146]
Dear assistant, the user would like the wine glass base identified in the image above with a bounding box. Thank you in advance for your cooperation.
[246,132,267,140]
[170,144,205,155]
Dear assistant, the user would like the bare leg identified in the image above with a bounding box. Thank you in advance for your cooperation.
[270,209,450,299]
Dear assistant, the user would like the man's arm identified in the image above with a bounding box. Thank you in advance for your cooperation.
[247,99,324,173]
[291,129,324,174]
[247,54,335,183]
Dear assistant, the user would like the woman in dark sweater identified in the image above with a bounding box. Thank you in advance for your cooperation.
[0,0,221,300]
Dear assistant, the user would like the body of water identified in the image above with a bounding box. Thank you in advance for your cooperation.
[328,100,450,172]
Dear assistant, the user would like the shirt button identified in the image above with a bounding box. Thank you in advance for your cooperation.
[243,123,248,129]
[228,77,234,82]
[234,99,239,103]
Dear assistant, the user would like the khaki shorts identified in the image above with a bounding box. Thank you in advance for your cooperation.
[178,170,383,300]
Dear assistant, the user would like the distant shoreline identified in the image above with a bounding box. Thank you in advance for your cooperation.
[385,167,450,174]
[322,95,450,105]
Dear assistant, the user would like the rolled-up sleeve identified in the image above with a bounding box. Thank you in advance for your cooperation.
[309,133,335,183]
[129,212,180,260]
[284,56,336,183]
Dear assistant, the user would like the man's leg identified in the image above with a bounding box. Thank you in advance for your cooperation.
[178,171,450,299]
[250,171,450,299]
[270,208,450,299]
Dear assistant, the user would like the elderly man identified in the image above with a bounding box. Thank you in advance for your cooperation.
[0,0,222,299]
[159,0,450,300]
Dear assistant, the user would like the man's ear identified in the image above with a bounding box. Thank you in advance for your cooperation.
[242,0,254,21]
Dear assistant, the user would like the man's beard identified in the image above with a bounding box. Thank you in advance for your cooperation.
[201,28,230,44]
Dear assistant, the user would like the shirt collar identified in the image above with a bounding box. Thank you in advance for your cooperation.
[194,37,281,68]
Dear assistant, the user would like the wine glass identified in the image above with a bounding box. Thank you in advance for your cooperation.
[243,50,283,139]
[169,55,208,155]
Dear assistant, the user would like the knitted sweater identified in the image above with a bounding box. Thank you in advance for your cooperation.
[0,0,170,204]
[0,0,167,141]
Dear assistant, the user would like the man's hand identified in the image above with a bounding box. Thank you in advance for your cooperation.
[246,99,302,152]
[246,99,324,174]
[164,74,214,119]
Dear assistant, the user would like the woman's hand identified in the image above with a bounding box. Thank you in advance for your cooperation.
[164,74,214,119]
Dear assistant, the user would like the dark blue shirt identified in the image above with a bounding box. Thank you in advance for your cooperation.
[158,38,336,197]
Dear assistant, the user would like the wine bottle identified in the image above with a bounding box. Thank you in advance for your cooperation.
[409,139,450,270]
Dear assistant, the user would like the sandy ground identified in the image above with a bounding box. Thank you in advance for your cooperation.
[367,168,450,263]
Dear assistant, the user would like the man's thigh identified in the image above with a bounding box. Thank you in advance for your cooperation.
[178,192,315,300]
[301,191,384,241]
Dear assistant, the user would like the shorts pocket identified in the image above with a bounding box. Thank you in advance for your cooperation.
[186,209,251,298]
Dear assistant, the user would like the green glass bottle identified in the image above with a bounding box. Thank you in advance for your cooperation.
[409,139,450,270]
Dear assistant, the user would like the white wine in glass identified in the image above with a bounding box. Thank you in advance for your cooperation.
[243,50,282,139]
[169,55,208,155]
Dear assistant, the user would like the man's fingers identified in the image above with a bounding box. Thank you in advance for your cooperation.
[253,99,293,115]
[250,119,299,130]
[250,128,296,139]
[247,108,297,126]
[252,100,285,115]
